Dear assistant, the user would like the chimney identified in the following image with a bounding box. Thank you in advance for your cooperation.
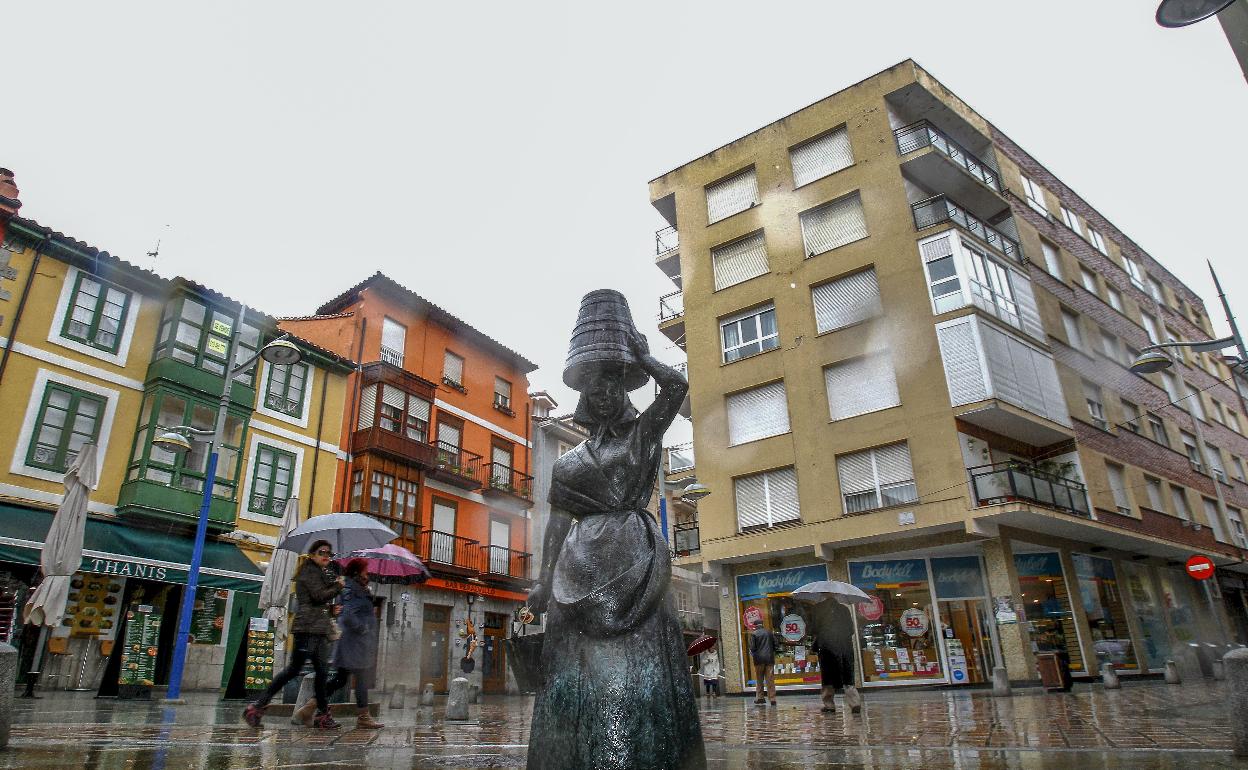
[0,169,20,216]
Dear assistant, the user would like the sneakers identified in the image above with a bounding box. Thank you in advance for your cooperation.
[242,704,265,728]
[313,711,341,729]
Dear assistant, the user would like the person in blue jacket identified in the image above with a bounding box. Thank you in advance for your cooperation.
[325,558,383,729]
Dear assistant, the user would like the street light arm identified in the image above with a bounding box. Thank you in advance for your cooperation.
[1140,337,1238,355]
[227,333,291,379]
[158,425,216,437]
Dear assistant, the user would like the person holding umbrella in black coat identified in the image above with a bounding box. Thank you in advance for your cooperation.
[323,558,383,729]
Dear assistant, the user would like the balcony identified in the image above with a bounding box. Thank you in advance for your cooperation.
[658,290,685,350]
[895,120,1005,221]
[654,362,691,419]
[667,443,695,474]
[480,544,533,587]
[379,344,404,367]
[483,463,534,507]
[913,195,1022,263]
[970,462,1091,518]
[351,426,438,468]
[673,520,700,557]
[414,529,481,577]
[426,442,483,490]
[655,226,681,288]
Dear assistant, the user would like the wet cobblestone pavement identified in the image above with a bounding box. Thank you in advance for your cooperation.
[0,679,1240,768]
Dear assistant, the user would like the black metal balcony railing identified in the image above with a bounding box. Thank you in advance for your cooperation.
[894,121,1001,193]
[415,529,481,572]
[673,520,700,556]
[480,544,532,580]
[656,225,678,259]
[659,290,684,322]
[912,195,1023,262]
[484,462,534,500]
[429,441,483,488]
[969,462,1091,518]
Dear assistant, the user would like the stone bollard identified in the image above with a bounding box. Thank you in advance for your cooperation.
[0,643,15,748]
[468,684,480,704]
[1213,658,1227,682]
[1225,648,1248,757]
[1164,659,1182,685]
[389,684,406,709]
[991,666,1011,698]
[420,683,435,706]
[1100,663,1120,690]
[446,677,470,721]
[291,673,317,724]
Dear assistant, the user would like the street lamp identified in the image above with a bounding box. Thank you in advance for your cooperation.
[1129,261,1247,378]
[160,328,303,702]
[681,482,712,502]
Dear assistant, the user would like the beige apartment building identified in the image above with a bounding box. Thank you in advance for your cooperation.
[649,60,1248,693]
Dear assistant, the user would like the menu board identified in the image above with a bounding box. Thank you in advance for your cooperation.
[244,618,276,690]
[189,588,228,645]
[64,573,125,640]
[119,604,162,687]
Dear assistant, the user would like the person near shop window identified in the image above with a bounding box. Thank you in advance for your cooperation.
[243,540,344,729]
[699,648,723,699]
[811,600,861,714]
[748,621,778,705]
[324,558,383,729]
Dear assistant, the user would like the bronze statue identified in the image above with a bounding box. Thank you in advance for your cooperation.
[526,290,706,770]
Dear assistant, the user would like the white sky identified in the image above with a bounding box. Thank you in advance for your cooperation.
[6,1,1246,447]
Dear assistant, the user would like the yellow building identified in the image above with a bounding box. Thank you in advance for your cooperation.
[649,61,1248,693]
[0,187,353,695]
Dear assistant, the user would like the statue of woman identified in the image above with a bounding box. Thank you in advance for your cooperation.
[526,290,705,770]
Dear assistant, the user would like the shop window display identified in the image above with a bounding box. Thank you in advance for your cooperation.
[734,565,826,690]
[1014,552,1084,673]
[848,559,943,684]
[1121,561,1171,669]
[1072,554,1138,671]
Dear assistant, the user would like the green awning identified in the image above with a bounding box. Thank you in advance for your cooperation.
[0,504,263,593]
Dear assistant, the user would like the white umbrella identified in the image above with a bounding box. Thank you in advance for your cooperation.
[23,444,98,627]
[257,496,302,640]
[276,512,397,555]
[791,580,872,606]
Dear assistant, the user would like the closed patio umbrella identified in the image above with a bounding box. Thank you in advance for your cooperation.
[257,496,301,641]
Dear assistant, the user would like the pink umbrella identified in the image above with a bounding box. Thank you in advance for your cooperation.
[337,543,431,584]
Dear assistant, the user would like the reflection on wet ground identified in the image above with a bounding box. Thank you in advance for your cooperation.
[1,679,1238,769]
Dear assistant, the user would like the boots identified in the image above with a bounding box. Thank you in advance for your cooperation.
[844,685,862,713]
[313,710,340,729]
[820,686,836,713]
[356,707,384,729]
[292,699,317,727]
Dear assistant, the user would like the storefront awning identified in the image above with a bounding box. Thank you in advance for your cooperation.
[0,504,264,593]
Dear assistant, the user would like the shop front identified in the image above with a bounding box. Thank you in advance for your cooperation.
[734,564,827,692]
[1072,554,1138,672]
[1013,551,1085,676]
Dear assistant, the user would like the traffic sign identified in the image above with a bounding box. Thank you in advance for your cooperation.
[1186,555,1216,581]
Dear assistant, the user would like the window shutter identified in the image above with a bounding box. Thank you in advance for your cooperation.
[357,384,377,429]
[1010,271,1046,342]
[492,445,512,469]
[836,451,876,497]
[800,194,867,256]
[432,502,456,533]
[825,354,900,420]
[766,468,801,524]
[726,382,790,445]
[712,232,769,291]
[444,351,464,383]
[936,318,988,405]
[409,396,431,422]
[381,384,406,411]
[873,443,914,487]
[706,169,759,224]
[1203,498,1227,542]
[734,473,769,529]
[494,377,510,399]
[1106,464,1129,510]
[812,268,881,333]
[438,422,461,448]
[790,127,853,187]
[381,318,405,351]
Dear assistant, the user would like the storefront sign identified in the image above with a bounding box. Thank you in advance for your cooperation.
[742,606,763,630]
[1014,552,1062,578]
[119,605,161,688]
[900,607,929,637]
[1186,555,1215,581]
[779,614,806,642]
[859,594,884,621]
[83,557,169,581]
[736,565,828,600]
[849,559,926,588]
[931,556,985,599]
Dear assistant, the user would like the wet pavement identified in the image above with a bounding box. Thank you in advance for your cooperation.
[0,679,1241,768]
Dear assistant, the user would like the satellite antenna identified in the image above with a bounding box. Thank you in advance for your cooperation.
[146,224,171,259]
[1156,0,1235,27]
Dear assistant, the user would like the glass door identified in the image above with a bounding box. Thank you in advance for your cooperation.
[937,600,992,684]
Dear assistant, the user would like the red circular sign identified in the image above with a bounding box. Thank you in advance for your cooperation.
[1186,555,1216,580]
[742,606,763,629]
[858,595,885,621]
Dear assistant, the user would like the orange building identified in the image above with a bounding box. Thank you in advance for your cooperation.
[280,273,537,694]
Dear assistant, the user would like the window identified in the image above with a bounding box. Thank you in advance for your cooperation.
[1140,313,1160,345]
[491,443,514,487]
[1229,411,1242,434]
[443,350,465,388]
[925,245,963,313]
[1206,444,1226,482]
[720,305,778,363]
[249,445,296,517]
[1121,399,1141,433]
[1099,330,1120,362]
[126,388,246,500]
[1232,456,1247,483]
[62,273,131,353]
[800,193,867,256]
[1021,175,1049,215]
[1040,239,1063,279]
[1148,416,1169,446]
[812,268,881,333]
[1105,462,1130,513]
[790,126,853,186]
[1061,205,1083,236]
[557,441,574,457]
[726,382,790,446]
[1144,476,1166,511]
[1203,498,1227,543]
[712,231,769,291]
[1147,277,1164,304]
[264,362,308,417]
[1181,431,1203,473]
[1160,371,1180,402]
[824,353,900,421]
[963,242,1019,326]
[1123,257,1145,290]
[1228,506,1247,548]
[1061,309,1084,350]
[1210,399,1226,424]
[1106,287,1123,312]
[370,472,417,521]
[734,467,800,530]
[436,420,461,451]
[350,469,364,511]
[380,317,406,367]
[1078,267,1099,295]
[494,377,513,412]
[1089,228,1107,254]
[371,384,431,442]
[837,442,918,514]
[27,383,106,472]
[1183,382,1205,421]
[706,168,759,224]
[154,297,259,386]
[1171,486,1192,520]
[431,498,457,550]
[1082,380,1107,430]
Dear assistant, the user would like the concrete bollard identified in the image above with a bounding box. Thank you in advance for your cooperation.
[1213,658,1227,682]
[1100,663,1120,690]
[420,683,435,706]
[291,673,317,724]
[0,643,15,748]
[389,684,406,709]
[468,684,480,704]
[1225,649,1248,757]
[991,666,1011,698]
[446,677,470,721]
[1164,659,1182,685]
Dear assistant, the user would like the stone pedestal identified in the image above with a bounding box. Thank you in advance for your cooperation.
[389,684,405,709]
[0,643,15,748]
[1213,658,1226,681]
[468,684,480,704]
[1164,659,1182,684]
[1100,663,1120,690]
[1225,648,1248,757]
[446,677,470,721]
[991,665,1011,698]
[421,683,435,705]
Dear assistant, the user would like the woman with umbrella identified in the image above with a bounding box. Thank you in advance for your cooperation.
[323,558,383,729]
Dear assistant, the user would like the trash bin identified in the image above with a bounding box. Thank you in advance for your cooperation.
[1035,652,1072,692]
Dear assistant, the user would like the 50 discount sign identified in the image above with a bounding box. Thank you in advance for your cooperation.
[900,607,929,637]
[780,614,806,642]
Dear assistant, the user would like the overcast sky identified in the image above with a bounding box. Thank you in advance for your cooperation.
[6,1,1246,446]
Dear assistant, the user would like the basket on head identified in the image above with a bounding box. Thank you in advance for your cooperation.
[563,289,649,392]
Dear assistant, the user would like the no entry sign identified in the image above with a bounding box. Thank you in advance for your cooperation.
[1186,555,1216,580]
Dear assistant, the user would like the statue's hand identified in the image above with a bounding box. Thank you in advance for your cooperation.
[526,582,551,615]
[629,332,651,361]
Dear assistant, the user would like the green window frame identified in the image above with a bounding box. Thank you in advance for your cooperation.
[26,383,106,472]
[264,363,308,417]
[125,387,247,501]
[249,445,296,517]
[153,296,260,387]
[61,272,131,353]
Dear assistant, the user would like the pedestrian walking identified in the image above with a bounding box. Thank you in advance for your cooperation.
[812,600,861,713]
[748,621,778,705]
[323,558,384,729]
[243,540,345,729]
[699,647,723,699]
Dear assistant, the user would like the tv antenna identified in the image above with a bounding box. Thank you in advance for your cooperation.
[147,225,171,259]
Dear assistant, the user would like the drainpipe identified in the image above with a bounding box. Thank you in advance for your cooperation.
[0,235,48,395]
[341,315,368,510]
[307,365,329,515]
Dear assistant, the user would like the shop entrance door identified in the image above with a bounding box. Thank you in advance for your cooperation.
[482,612,507,694]
[937,599,992,685]
[420,604,451,693]
[98,580,180,698]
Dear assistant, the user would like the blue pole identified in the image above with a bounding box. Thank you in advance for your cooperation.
[165,450,217,701]
[659,497,669,543]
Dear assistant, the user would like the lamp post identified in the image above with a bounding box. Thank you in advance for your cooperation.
[155,311,303,703]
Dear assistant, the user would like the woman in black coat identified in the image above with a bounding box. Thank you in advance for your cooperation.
[324,558,383,729]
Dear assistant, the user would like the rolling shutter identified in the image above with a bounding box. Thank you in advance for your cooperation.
[381,384,406,411]
[812,268,881,333]
[1011,271,1046,342]
[935,318,988,406]
[1106,464,1129,511]
[734,473,769,529]
[800,193,867,256]
[357,384,377,429]
[437,422,461,449]
[409,396,431,422]
[706,169,759,224]
[836,450,876,498]
[791,127,853,187]
[874,443,915,487]
[443,351,464,384]
[825,353,900,420]
[766,468,801,524]
[726,382,790,445]
[734,468,800,529]
[712,232,769,291]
